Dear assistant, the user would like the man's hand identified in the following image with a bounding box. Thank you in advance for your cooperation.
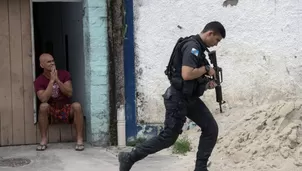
[54,70,58,82]
[50,67,56,82]
[55,69,73,97]
[207,67,216,77]
[206,80,217,89]
[50,66,58,82]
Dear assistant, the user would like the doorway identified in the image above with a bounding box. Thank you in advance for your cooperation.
[32,1,85,123]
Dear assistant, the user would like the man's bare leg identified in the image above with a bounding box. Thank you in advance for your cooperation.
[37,103,49,151]
[70,102,84,149]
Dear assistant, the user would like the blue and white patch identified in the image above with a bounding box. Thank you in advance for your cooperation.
[191,48,199,56]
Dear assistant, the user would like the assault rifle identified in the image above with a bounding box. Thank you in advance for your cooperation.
[208,51,225,113]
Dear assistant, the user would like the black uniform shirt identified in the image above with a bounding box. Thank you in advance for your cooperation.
[181,35,208,69]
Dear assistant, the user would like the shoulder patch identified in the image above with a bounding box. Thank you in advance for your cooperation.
[191,48,199,57]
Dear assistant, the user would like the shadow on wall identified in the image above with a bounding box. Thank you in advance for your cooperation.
[223,0,239,7]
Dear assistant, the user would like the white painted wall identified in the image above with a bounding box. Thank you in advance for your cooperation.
[133,0,302,123]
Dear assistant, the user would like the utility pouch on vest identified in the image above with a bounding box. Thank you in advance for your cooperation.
[192,53,211,97]
[195,76,210,97]
[182,80,197,97]
[170,77,183,90]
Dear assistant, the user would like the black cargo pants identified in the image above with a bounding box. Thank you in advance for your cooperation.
[129,87,219,171]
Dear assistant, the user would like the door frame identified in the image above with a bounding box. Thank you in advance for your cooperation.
[32,0,82,2]
[29,0,83,124]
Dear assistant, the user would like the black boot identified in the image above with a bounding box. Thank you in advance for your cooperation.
[118,151,134,171]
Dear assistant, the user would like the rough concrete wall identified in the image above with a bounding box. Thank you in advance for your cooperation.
[133,0,302,123]
[107,0,125,145]
[83,0,109,146]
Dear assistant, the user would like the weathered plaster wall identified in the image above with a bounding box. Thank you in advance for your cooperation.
[133,0,302,124]
[83,0,109,146]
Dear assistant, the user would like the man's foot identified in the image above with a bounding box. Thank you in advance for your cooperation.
[75,144,85,151]
[36,138,48,151]
[36,144,47,151]
[207,161,211,167]
[118,152,134,171]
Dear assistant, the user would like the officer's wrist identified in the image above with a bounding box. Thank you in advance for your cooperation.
[204,65,210,73]
[198,66,208,76]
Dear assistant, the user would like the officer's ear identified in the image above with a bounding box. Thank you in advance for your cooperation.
[207,30,216,37]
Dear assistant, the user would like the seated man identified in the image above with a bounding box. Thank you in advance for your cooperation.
[34,53,84,151]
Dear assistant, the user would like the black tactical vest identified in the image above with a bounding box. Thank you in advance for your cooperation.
[164,35,210,98]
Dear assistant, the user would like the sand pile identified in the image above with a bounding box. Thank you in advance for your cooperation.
[174,100,302,171]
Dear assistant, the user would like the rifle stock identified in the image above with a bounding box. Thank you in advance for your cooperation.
[208,51,225,113]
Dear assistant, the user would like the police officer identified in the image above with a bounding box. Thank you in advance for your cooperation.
[118,21,226,171]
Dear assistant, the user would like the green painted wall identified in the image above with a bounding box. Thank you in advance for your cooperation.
[83,0,109,146]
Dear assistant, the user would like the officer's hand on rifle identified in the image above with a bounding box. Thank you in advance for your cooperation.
[205,66,216,77]
[206,80,217,90]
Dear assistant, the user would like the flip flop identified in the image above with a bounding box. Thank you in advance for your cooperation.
[36,144,48,151]
[75,144,85,151]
